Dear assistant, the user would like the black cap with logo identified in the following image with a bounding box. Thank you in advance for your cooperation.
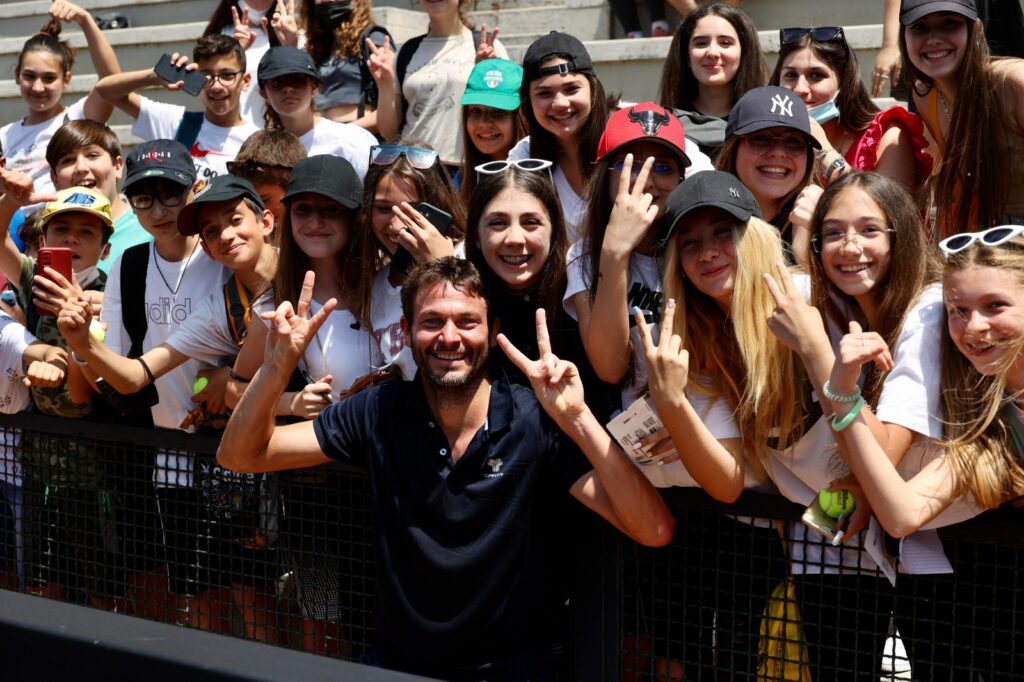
[124,139,197,193]
[661,171,762,244]
[521,32,595,93]
[177,174,266,236]
[725,86,820,149]
[282,155,362,209]
[258,45,320,84]
[899,0,977,25]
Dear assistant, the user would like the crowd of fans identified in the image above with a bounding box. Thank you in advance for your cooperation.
[0,0,1023,679]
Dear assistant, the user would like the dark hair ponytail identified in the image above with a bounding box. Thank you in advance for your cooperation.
[17,17,76,76]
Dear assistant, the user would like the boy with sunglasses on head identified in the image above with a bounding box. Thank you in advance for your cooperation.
[95,35,260,183]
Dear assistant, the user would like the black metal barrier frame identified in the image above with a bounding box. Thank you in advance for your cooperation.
[0,413,1022,681]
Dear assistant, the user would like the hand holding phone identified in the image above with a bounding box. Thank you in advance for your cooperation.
[154,53,207,97]
[35,247,74,317]
[390,202,455,275]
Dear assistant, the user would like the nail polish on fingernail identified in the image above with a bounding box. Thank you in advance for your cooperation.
[667,299,676,309]
[631,306,641,315]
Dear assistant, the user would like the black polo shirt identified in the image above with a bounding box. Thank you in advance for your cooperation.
[313,373,592,671]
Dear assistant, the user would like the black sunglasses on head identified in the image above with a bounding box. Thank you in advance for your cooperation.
[779,27,844,45]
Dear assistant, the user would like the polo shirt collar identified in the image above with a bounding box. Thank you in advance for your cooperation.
[408,369,516,440]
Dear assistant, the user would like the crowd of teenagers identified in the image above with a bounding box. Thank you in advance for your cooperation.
[0,0,1023,678]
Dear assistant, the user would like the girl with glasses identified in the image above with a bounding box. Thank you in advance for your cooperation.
[351,140,465,377]
[770,25,931,193]
[898,0,1024,236]
[657,3,767,157]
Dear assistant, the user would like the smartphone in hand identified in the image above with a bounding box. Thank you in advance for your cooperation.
[35,247,73,317]
[154,53,207,97]
[390,202,455,275]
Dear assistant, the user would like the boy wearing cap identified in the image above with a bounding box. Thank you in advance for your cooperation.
[95,35,260,182]
[257,46,376,179]
[57,174,278,634]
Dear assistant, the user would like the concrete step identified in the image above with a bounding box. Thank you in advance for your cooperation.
[735,0,886,32]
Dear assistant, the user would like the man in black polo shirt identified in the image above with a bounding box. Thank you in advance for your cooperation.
[219,258,674,679]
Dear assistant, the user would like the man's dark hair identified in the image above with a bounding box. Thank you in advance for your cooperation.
[400,257,492,323]
[193,33,246,71]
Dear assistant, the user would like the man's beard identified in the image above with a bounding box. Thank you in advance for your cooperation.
[414,341,490,399]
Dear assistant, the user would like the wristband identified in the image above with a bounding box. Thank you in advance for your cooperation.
[822,380,861,403]
[830,396,865,432]
[71,351,88,367]
[229,370,253,384]
[137,357,157,385]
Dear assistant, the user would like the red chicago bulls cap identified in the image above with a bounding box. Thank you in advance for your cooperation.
[596,102,690,167]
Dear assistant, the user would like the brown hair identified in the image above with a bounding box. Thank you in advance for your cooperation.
[458,105,527,204]
[45,120,122,173]
[300,0,374,63]
[808,172,940,407]
[658,3,766,113]
[230,129,308,189]
[203,0,281,47]
[16,17,75,77]
[400,256,487,322]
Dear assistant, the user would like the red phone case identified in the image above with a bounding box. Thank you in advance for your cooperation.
[35,247,74,317]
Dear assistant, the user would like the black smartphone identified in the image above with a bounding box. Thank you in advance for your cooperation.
[154,53,207,97]
[390,202,455,275]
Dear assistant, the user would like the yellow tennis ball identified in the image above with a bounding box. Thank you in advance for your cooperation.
[818,488,855,518]
[88,319,105,344]
[193,376,209,395]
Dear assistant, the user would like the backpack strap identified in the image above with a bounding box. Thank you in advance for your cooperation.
[120,243,150,358]
[222,274,252,346]
[173,111,205,151]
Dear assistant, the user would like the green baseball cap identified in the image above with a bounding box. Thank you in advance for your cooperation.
[461,59,523,111]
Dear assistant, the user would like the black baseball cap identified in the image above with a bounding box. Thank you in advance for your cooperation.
[900,0,977,25]
[123,139,197,193]
[660,171,762,243]
[177,174,266,236]
[725,86,820,149]
[521,32,595,92]
[258,45,320,84]
[282,155,362,209]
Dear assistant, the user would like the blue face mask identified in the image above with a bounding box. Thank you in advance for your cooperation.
[808,92,840,124]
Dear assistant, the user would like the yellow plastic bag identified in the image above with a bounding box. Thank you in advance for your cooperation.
[757,577,812,682]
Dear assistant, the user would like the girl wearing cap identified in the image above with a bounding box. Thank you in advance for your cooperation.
[657,3,767,157]
[771,26,931,192]
[564,103,695,410]
[257,46,376,179]
[899,0,1024,236]
[715,86,818,263]
[227,154,374,654]
[351,141,465,377]
[777,224,1024,677]
[508,32,610,242]
[366,0,506,171]
[635,170,799,678]
[457,58,526,202]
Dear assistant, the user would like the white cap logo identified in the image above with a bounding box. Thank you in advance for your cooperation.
[729,187,741,199]
[484,70,504,89]
[770,93,794,118]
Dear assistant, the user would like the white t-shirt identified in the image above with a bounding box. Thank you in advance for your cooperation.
[132,96,261,181]
[219,20,269,127]
[298,301,378,400]
[508,135,715,245]
[0,98,87,202]
[298,118,376,180]
[0,314,37,487]
[370,266,415,380]
[101,244,229,487]
[401,31,508,165]
[563,242,662,408]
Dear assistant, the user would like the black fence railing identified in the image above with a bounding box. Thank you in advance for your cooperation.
[0,413,1022,681]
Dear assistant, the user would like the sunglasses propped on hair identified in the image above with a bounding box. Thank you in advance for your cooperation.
[779,26,845,45]
[370,144,439,170]
[939,225,1024,257]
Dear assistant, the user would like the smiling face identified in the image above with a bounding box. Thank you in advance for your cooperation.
[818,186,892,307]
[529,58,592,143]
[945,265,1024,383]
[904,11,969,85]
[778,46,840,108]
[406,281,492,390]
[688,15,741,88]
[604,140,685,220]
[196,199,273,270]
[734,126,808,213]
[289,192,352,261]
[198,53,249,124]
[465,105,517,159]
[476,187,553,292]
[42,213,109,271]
[371,175,420,256]
[17,51,70,123]
[51,145,124,200]
[676,206,738,308]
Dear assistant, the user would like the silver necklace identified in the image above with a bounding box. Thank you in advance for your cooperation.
[152,239,199,298]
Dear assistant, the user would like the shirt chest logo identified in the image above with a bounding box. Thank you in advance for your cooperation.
[484,457,504,478]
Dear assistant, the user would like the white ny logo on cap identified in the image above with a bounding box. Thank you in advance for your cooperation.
[770,93,794,117]
[729,187,741,199]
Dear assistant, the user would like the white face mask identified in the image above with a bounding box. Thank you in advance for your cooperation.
[74,265,101,289]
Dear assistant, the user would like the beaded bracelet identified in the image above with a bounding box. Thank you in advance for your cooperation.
[822,380,861,403]
[831,396,865,432]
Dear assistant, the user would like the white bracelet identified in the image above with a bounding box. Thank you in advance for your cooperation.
[822,380,861,403]
[71,351,88,367]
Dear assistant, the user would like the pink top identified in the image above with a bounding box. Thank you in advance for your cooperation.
[845,106,933,188]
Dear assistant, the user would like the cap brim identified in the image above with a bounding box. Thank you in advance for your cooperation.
[900,3,977,25]
[728,119,821,149]
[123,168,195,192]
[460,91,521,111]
[41,206,114,233]
[177,194,251,236]
[258,66,320,84]
[662,200,754,243]
[601,137,692,168]
[282,187,361,210]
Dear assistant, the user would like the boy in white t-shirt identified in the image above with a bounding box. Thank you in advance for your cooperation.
[95,35,260,183]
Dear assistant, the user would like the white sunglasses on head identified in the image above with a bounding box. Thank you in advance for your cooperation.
[474,158,554,176]
[939,225,1024,257]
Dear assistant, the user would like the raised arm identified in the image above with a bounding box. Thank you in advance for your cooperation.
[638,301,745,502]
[366,36,401,141]
[498,308,675,548]
[218,271,335,473]
[50,0,121,122]
[95,53,196,120]
[574,155,659,383]
[0,170,55,286]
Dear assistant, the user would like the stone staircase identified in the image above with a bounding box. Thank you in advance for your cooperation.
[0,0,890,145]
